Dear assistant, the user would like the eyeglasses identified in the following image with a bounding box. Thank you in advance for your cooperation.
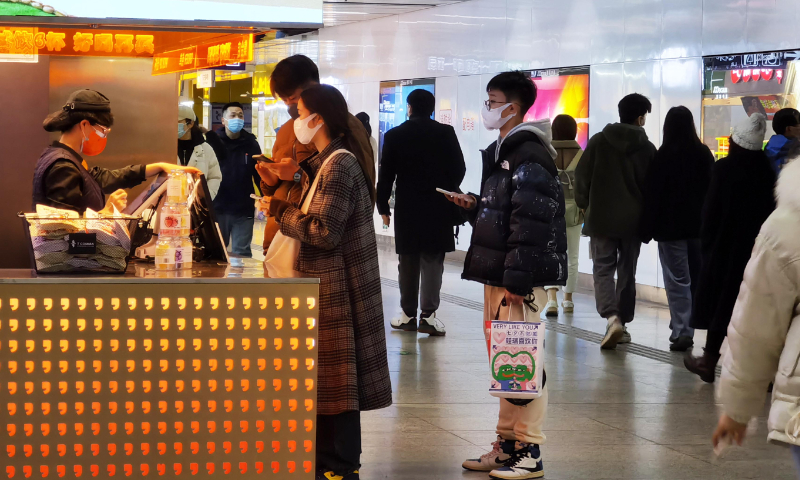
[484,100,520,111]
[93,125,110,138]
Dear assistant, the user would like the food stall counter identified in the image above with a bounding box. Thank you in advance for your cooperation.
[0,262,319,479]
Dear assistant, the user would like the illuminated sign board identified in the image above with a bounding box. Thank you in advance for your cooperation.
[152,34,253,75]
[0,26,157,62]
[0,0,322,28]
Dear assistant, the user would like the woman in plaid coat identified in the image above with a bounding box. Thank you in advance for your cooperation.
[267,84,392,480]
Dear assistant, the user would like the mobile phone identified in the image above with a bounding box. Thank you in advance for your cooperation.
[436,188,455,196]
[250,194,264,201]
[255,156,275,164]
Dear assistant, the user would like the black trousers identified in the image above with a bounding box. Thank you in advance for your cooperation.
[316,411,361,475]
[398,252,445,317]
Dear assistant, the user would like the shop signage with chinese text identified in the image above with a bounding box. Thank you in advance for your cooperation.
[152,35,253,76]
[0,26,155,60]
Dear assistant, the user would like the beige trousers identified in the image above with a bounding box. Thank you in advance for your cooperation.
[483,285,548,445]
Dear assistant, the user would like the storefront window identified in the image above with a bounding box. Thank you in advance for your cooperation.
[702,50,800,159]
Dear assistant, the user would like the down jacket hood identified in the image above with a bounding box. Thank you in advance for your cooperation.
[497,119,558,162]
[601,123,652,155]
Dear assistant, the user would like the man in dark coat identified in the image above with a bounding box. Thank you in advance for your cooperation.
[377,89,466,337]
[685,113,776,383]
[575,93,656,350]
[449,71,566,479]
[212,102,262,257]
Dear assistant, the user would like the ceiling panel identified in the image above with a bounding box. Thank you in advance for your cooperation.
[323,0,470,27]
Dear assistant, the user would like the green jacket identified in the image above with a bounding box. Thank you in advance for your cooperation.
[575,123,656,239]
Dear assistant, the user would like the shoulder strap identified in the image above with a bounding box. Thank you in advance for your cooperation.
[301,149,354,214]
[565,149,583,172]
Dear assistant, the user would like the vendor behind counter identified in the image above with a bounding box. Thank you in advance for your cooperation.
[33,89,198,215]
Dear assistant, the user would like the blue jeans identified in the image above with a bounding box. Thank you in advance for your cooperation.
[792,445,800,478]
[217,213,254,258]
[658,239,701,340]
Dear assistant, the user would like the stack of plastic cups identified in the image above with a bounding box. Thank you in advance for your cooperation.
[155,171,193,271]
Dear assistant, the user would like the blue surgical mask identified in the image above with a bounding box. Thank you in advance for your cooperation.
[178,122,187,139]
[227,118,244,133]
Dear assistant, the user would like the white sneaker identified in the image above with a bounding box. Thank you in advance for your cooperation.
[619,325,632,344]
[462,436,515,472]
[489,442,544,479]
[418,312,446,336]
[600,315,624,350]
[544,300,559,317]
[562,300,574,313]
[390,312,417,332]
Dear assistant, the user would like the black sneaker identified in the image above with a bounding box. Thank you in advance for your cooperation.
[669,336,694,352]
[418,312,446,336]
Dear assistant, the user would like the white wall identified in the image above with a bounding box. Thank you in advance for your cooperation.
[263,0,799,287]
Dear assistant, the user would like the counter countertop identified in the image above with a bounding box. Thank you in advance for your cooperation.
[0,259,319,284]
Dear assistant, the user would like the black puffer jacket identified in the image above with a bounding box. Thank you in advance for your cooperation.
[462,121,568,296]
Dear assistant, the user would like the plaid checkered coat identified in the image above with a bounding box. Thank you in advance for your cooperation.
[276,137,393,415]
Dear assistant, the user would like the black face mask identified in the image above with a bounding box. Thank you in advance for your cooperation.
[288,104,299,120]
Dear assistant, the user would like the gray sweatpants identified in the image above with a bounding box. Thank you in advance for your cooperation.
[398,252,445,317]
[590,237,642,324]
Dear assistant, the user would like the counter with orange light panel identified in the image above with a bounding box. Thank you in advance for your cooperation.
[0,265,319,479]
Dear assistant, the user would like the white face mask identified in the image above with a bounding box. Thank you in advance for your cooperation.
[294,113,323,145]
[481,103,514,131]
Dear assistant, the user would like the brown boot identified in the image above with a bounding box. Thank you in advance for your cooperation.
[684,350,720,383]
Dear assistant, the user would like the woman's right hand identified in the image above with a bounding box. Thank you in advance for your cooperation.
[102,189,127,214]
[447,193,477,211]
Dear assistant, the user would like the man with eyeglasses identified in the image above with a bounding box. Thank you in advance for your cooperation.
[446,71,567,480]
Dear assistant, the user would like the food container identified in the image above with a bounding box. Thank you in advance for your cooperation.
[20,213,140,274]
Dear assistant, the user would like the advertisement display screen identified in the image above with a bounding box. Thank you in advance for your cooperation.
[525,66,590,149]
[378,78,435,161]
[0,0,323,28]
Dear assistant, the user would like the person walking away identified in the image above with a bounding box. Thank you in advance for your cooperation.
[264,84,391,480]
[178,105,222,199]
[640,106,714,352]
[684,113,776,382]
[256,55,375,252]
[212,102,263,258]
[447,71,567,480]
[712,151,800,472]
[575,93,656,350]
[355,112,379,161]
[765,108,800,174]
[544,114,584,317]
[378,89,466,336]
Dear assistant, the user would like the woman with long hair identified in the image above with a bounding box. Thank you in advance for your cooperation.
[641,106,714,352]
[266,84,391,480]
[544,114,584,316]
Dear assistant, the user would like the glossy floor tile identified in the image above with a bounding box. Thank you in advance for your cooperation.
[361,248,796,479]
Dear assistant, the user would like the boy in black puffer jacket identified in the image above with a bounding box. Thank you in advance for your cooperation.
[449,71,567,480]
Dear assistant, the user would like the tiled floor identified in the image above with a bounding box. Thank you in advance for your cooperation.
[362,248,796,480]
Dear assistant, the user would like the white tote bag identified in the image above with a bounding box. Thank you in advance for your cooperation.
[264,149,351,278]
[488,297,545,400]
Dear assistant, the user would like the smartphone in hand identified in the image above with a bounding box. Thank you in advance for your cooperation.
[436,188,455,196]
[255,155,275,164]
